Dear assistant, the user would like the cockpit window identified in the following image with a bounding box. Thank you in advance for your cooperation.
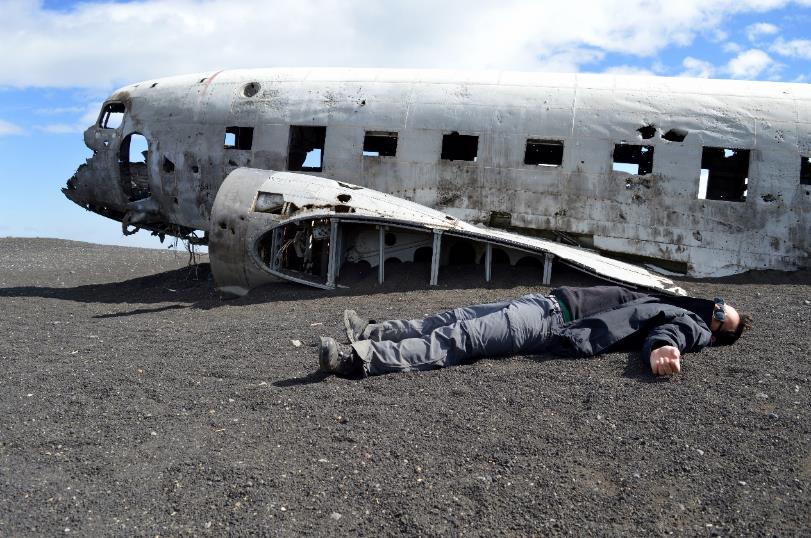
[99,102,125,129]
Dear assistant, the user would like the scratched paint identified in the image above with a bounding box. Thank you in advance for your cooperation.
[63,68,810,276]
[207,168,687,296]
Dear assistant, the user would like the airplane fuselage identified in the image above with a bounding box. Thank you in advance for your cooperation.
[64,68,811,276]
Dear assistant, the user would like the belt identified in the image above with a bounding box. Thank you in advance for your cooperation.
[547,294,571,323]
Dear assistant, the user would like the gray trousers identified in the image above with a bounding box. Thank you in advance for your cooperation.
[351,294,564,376]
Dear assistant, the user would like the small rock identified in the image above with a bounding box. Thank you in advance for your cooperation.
[330,512,342,521]
[804,300,810,306]
[291,339,302,347]
[696,449,704,456]
[738,480,747,486]
[768,412,779,419]
[756,392,769,399]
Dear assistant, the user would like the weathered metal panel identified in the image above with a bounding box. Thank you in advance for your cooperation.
[209,169,686,296]
[64,68,811,277]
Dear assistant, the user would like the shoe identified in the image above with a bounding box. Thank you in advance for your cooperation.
[343,309,370,344]
[319,336,361,376]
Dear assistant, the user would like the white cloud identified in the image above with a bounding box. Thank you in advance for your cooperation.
[770,37,811,59]
[745,22,779,42]
[36,102,101,134]
[725,48,778,78]
[680,57,716,78]
[600,65,656,76]
[710,29,730,42]
[37,123,81,134]
[34,106,85,116]
[723,42,743,53]
[0,0,807,88]
[650,61,669,75]
[0,119,23,135]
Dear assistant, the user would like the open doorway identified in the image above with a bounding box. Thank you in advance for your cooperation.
[119,133,151,201]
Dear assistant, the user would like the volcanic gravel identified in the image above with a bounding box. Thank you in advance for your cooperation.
[0,237,809,536]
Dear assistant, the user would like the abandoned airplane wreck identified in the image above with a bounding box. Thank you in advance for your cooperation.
[208,169,684,296]
[63,68,810,284]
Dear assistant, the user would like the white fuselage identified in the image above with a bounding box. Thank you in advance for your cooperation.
[66,68,811,276]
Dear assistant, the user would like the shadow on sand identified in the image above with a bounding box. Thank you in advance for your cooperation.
[0,261,608,314]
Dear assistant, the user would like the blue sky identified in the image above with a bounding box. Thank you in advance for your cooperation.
[1,0,810,249]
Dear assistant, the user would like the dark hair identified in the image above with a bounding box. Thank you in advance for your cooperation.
[713,312,753,346]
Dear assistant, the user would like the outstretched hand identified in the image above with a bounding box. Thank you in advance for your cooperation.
[650,345,681,376]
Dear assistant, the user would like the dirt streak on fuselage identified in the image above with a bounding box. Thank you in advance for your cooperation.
[63,68,811,276]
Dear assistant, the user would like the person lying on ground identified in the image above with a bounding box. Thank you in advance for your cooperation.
[317,285,753,377]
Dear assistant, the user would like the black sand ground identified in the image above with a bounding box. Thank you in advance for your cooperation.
[0,237,808,536]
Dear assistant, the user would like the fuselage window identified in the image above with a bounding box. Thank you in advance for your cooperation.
[224,127,254,150]
[441,132,478,162]
[363,131,398,157]
[612,143,653,176]
[699,147,749,202]
[288,126,327,172]
[99,102,125,129]
[801,156,811,185]
[524,139,563,166]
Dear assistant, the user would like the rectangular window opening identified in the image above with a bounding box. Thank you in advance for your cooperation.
[612,143,653,176]
[224,126,254,150]
[801,156,811,185]
[699,147,750,202]
[288,126,327,172]
[524,139,564,166]
[441,132,478,162]
[99,102,125,129]
[363,131,398,157]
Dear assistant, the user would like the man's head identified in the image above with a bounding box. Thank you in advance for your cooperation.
[709,301,753,345]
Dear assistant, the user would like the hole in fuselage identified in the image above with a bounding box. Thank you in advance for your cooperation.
[413,247,433,263]
[118,133,151,202]
[243,82,260,97]
[448,241,476,265]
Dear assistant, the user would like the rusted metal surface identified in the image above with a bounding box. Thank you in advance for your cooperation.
[63,68,810,276]
[208,169,685,296]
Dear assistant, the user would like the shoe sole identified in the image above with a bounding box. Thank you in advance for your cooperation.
[318,336,332,371]
[343,310,357,344]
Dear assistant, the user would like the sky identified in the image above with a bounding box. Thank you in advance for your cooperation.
[1,0,811,249]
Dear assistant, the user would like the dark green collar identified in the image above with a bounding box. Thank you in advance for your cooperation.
[558,297,573,323]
